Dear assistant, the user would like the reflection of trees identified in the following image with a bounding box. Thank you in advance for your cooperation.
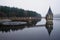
[0,25,25,32]
[45,20,53,35]
[0,19,53,35]
[0,20,40,32]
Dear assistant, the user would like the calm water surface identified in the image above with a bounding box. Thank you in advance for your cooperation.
[0,19,60,40]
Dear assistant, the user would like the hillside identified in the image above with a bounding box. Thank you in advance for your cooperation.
[0,6,41,18]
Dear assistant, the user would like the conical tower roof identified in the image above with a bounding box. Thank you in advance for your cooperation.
[47,7,53,14]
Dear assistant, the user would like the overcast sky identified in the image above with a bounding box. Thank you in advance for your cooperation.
[0,0,60,16]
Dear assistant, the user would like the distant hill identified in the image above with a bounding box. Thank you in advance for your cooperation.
[54,14,60,18]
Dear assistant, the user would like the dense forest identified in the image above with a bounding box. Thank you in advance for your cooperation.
[0,6,41,17]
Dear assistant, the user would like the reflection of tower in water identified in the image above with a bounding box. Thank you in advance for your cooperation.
[45,7,53,35]
[45,20,53,35]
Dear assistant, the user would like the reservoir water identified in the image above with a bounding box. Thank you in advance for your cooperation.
[0,19,60,40]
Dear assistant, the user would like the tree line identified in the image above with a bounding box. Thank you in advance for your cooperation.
[0,6,41,18]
